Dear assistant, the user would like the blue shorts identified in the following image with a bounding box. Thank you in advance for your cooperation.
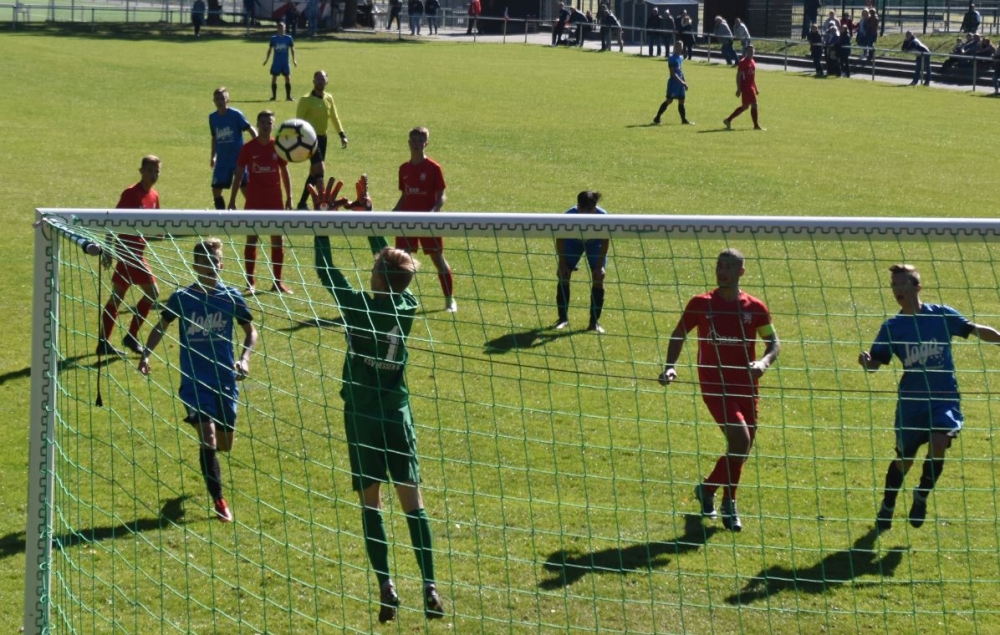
[666,78,686,99]
[562,239,606,271]
[211,162,248,190]
[271,62,291,77]
[895,400,962,459]
[179,383,239,431]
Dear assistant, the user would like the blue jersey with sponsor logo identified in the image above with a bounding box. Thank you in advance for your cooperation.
[162,283,253,392]
[870,303,974,403]
[270,34,294,66]
[209,108,253,166]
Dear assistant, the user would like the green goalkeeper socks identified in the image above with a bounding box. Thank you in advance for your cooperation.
[406,509,436,584]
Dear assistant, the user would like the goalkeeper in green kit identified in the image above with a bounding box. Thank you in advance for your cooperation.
[312,176,445,624]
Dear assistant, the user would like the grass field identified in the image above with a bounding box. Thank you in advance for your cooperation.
[5,27,1000,634]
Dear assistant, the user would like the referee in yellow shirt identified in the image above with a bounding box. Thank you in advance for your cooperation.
[296,69,349,209]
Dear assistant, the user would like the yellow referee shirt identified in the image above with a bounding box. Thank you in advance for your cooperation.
[296,91,345,137]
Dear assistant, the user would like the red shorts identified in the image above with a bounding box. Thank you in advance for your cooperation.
[112,259,155,288]
[702,393,758,428]
[740,89,757,108]
[395,236,443,254]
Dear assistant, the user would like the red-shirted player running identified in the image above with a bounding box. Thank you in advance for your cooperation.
[723,45,764,131]
[658,248,780,532]
[229,110,293,294]
[98,155,162,357]
[393,127,456,313]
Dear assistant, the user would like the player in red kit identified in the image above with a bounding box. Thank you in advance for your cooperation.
[98,155,162,357]
[393,127,456,312]
[658,248,780,531]
[723,45,763,131]
[229,110,293,294]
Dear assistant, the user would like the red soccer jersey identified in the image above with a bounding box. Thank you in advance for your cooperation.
[237,139,287,210]
[680,289,771,395]
[398,158,446,212]
[115,182,160,253]
[737,57,757,94]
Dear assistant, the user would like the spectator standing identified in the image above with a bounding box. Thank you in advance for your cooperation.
[679,12,695,60]
[961,3,981,34]
[838,24,852,77]
[425,0,440,34]
[192,0,206,36]
[468,0,483,34]
[734,17,751,54]
[807,23,826,76]
[839,11,855,34]
[600,6,623,52]
[823,9,838,32]
[903,30,932,86]
[992,45,1000,94]
[802,0,822,38]
[387,0,401,29]
[306,0,319,36]
[856,10,869,60]
[408,0,423,35]
[647,7,662,57]
[714,16,738,66]
[552,1,569,44]
[825,23,841,76]
[662,9,676,57]
[865,8,879,60]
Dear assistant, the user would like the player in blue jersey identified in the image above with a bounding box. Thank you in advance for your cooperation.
[263,22,297,101]
[209,87,257,210]
[653,42,692,126]
[139,238,258,523]
[555,190,610,334]
[312,177,446,623]
[859,264,1000,532]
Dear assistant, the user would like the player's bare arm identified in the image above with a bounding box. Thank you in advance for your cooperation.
[227,162,244,209]
[235,321,258,380]
[211,134,217,168]
[972,323,1000,344]
[749,329,780,380]
[138,319,171,375]
[263,44,273,65]
[659,322,688,385]
[432,190,446,212]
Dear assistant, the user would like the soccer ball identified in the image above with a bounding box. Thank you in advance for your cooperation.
[275,118,318,163]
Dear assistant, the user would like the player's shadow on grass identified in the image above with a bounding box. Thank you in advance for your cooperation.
[0,353,95,386]
[0,495,191,560]
[279,316,345,333]
[625,123,661,128]
[484,326,578,354]
[538,514,717,589]
[724,527,907,605]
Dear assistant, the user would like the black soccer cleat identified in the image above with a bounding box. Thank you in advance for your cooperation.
[720,497,742,532]
[378,580,399,623]
[694,483,717,519]
[96,338,126,357]
[122,333,144,355]
[424,583,445,620]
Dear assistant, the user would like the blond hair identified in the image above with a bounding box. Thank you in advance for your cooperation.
[375,247,420,293]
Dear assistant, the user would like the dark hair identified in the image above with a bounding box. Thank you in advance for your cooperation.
[889,263,921,286]
[576,190,602,209]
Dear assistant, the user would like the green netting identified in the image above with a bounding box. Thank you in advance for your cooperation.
[28,213,1000,634]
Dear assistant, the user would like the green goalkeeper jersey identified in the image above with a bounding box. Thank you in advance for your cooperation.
[315,235,418,410]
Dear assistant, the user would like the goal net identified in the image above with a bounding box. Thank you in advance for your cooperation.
[27,210,1000,634]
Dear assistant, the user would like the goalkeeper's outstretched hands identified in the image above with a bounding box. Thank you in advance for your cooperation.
[308,175,372,211]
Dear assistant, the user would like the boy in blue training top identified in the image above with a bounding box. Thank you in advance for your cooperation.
[209,87,257,210]
[263,22,297,101]
[139,238,258,523]
[859,264,1000,532]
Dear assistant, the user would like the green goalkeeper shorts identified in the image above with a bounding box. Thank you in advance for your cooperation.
[344,404,421,491]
